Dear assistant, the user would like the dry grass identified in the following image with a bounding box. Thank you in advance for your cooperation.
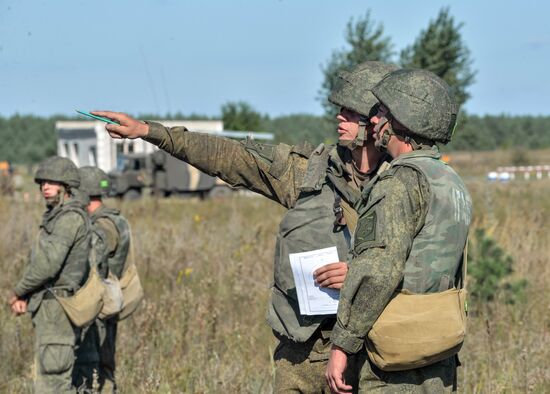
[1,150,549,392]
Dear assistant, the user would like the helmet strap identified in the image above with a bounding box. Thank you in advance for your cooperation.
[392,130,435,151]
[340,116,370,151]
[59,186,66,206]
[373,116,394,153]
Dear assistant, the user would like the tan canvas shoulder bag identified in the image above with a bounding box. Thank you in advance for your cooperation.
[366,242,468,371]
[54,266,105,327]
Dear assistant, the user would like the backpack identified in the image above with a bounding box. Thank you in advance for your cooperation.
[54,220,123,327]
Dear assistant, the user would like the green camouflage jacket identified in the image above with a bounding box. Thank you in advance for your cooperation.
[14,195,91,312]
[331,148,472,354]
[144,122,386,341]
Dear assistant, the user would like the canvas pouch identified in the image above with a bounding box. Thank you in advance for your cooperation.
[366,287,467,371]
[118,262,144,321]
[53,266,105,327]
[98,272,124,319]
[366,241,469,371]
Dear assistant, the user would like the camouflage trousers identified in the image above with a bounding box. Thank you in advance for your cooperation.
[273,331,367,394]
[73,316,118,393]
[358,354,458,393]
[32,299,78,394]
[73,321,100,390]
[97,316,118,393]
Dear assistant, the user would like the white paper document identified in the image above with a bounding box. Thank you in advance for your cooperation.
[289,246,340,316]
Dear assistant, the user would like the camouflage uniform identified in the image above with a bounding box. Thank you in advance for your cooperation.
[331,69,472,392]
[142,122,387,391]
[75,167,132,393]
[138,61,399,393]
[94,205,131,392]
[13,157,91,394]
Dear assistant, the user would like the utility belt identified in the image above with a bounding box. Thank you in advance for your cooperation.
[273,317,336,344]
[273,317,337,363]
[43,288,74,300]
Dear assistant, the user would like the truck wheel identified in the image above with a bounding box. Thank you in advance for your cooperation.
[208,185,232,198]
[123,189,141,200]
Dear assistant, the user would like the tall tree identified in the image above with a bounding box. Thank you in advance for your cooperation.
[400,8,476,108]
[319,11,393,117]
[261,114,334,145]
[221,101,263,131]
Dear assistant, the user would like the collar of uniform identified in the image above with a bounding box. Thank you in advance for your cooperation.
[327,145,347,177]
[91,204,119,221]
[41,197,86,231]
[390,145,440,167]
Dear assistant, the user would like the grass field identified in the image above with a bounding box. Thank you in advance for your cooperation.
[1,150,549,393]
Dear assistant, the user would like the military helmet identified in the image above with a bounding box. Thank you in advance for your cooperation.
[329,61,399,117]
[79,166,110,197]
[371,69,458,144]
[34,156,80,188]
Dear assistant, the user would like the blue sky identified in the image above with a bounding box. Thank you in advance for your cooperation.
[1,0,548,118]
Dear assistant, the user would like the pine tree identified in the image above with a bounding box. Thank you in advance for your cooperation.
[319,11,393,117]
[468,228,527,307]
[221,101,263,131]
[399,7,475,108]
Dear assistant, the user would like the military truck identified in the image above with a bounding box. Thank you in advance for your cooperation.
[56,119,274,199]
[109,150,233,200]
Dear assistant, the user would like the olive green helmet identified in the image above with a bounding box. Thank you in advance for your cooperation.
[79,166,110,197]
[329,61,399,118]
[34,156,80,188]
[371,69,458,144]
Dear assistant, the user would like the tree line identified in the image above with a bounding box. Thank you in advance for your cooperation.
[1,111,550,165]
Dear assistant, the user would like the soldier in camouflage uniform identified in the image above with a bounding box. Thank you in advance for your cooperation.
[93,61,396,393]
[9,156,91,394]
[75,166,131,392]
[326,69,473,393]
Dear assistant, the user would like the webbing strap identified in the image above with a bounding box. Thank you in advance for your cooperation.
[462,238,468,290]
[456,238,468,290]
[326,171,361,206]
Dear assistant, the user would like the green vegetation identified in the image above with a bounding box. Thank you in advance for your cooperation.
[261,114,335,145]
[319,10,393,117]
[399,8,475,108]
[0,115,58,164]
[468,228,527,306]
[221,101,265,132]
[1,154,549,391]
[2,113,550,164]
[318,8,475,115]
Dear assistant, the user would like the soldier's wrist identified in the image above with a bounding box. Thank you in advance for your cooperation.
[330,325,365,354]
[137,121,150,138]
[142,122,165,144]
[12,287,24,299]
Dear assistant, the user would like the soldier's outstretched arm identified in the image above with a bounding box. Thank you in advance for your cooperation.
[94,110,312,208]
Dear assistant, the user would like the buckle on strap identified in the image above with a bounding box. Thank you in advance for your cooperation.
[43,288,74,299]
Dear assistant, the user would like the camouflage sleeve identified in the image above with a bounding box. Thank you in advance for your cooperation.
[330,167,428,354]
[14,211,86,297]
[96,217,119,257]
[144,122,312,208]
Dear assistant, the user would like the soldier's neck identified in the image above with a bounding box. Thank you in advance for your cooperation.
[351,143,383,174]
[87,199,103,214]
